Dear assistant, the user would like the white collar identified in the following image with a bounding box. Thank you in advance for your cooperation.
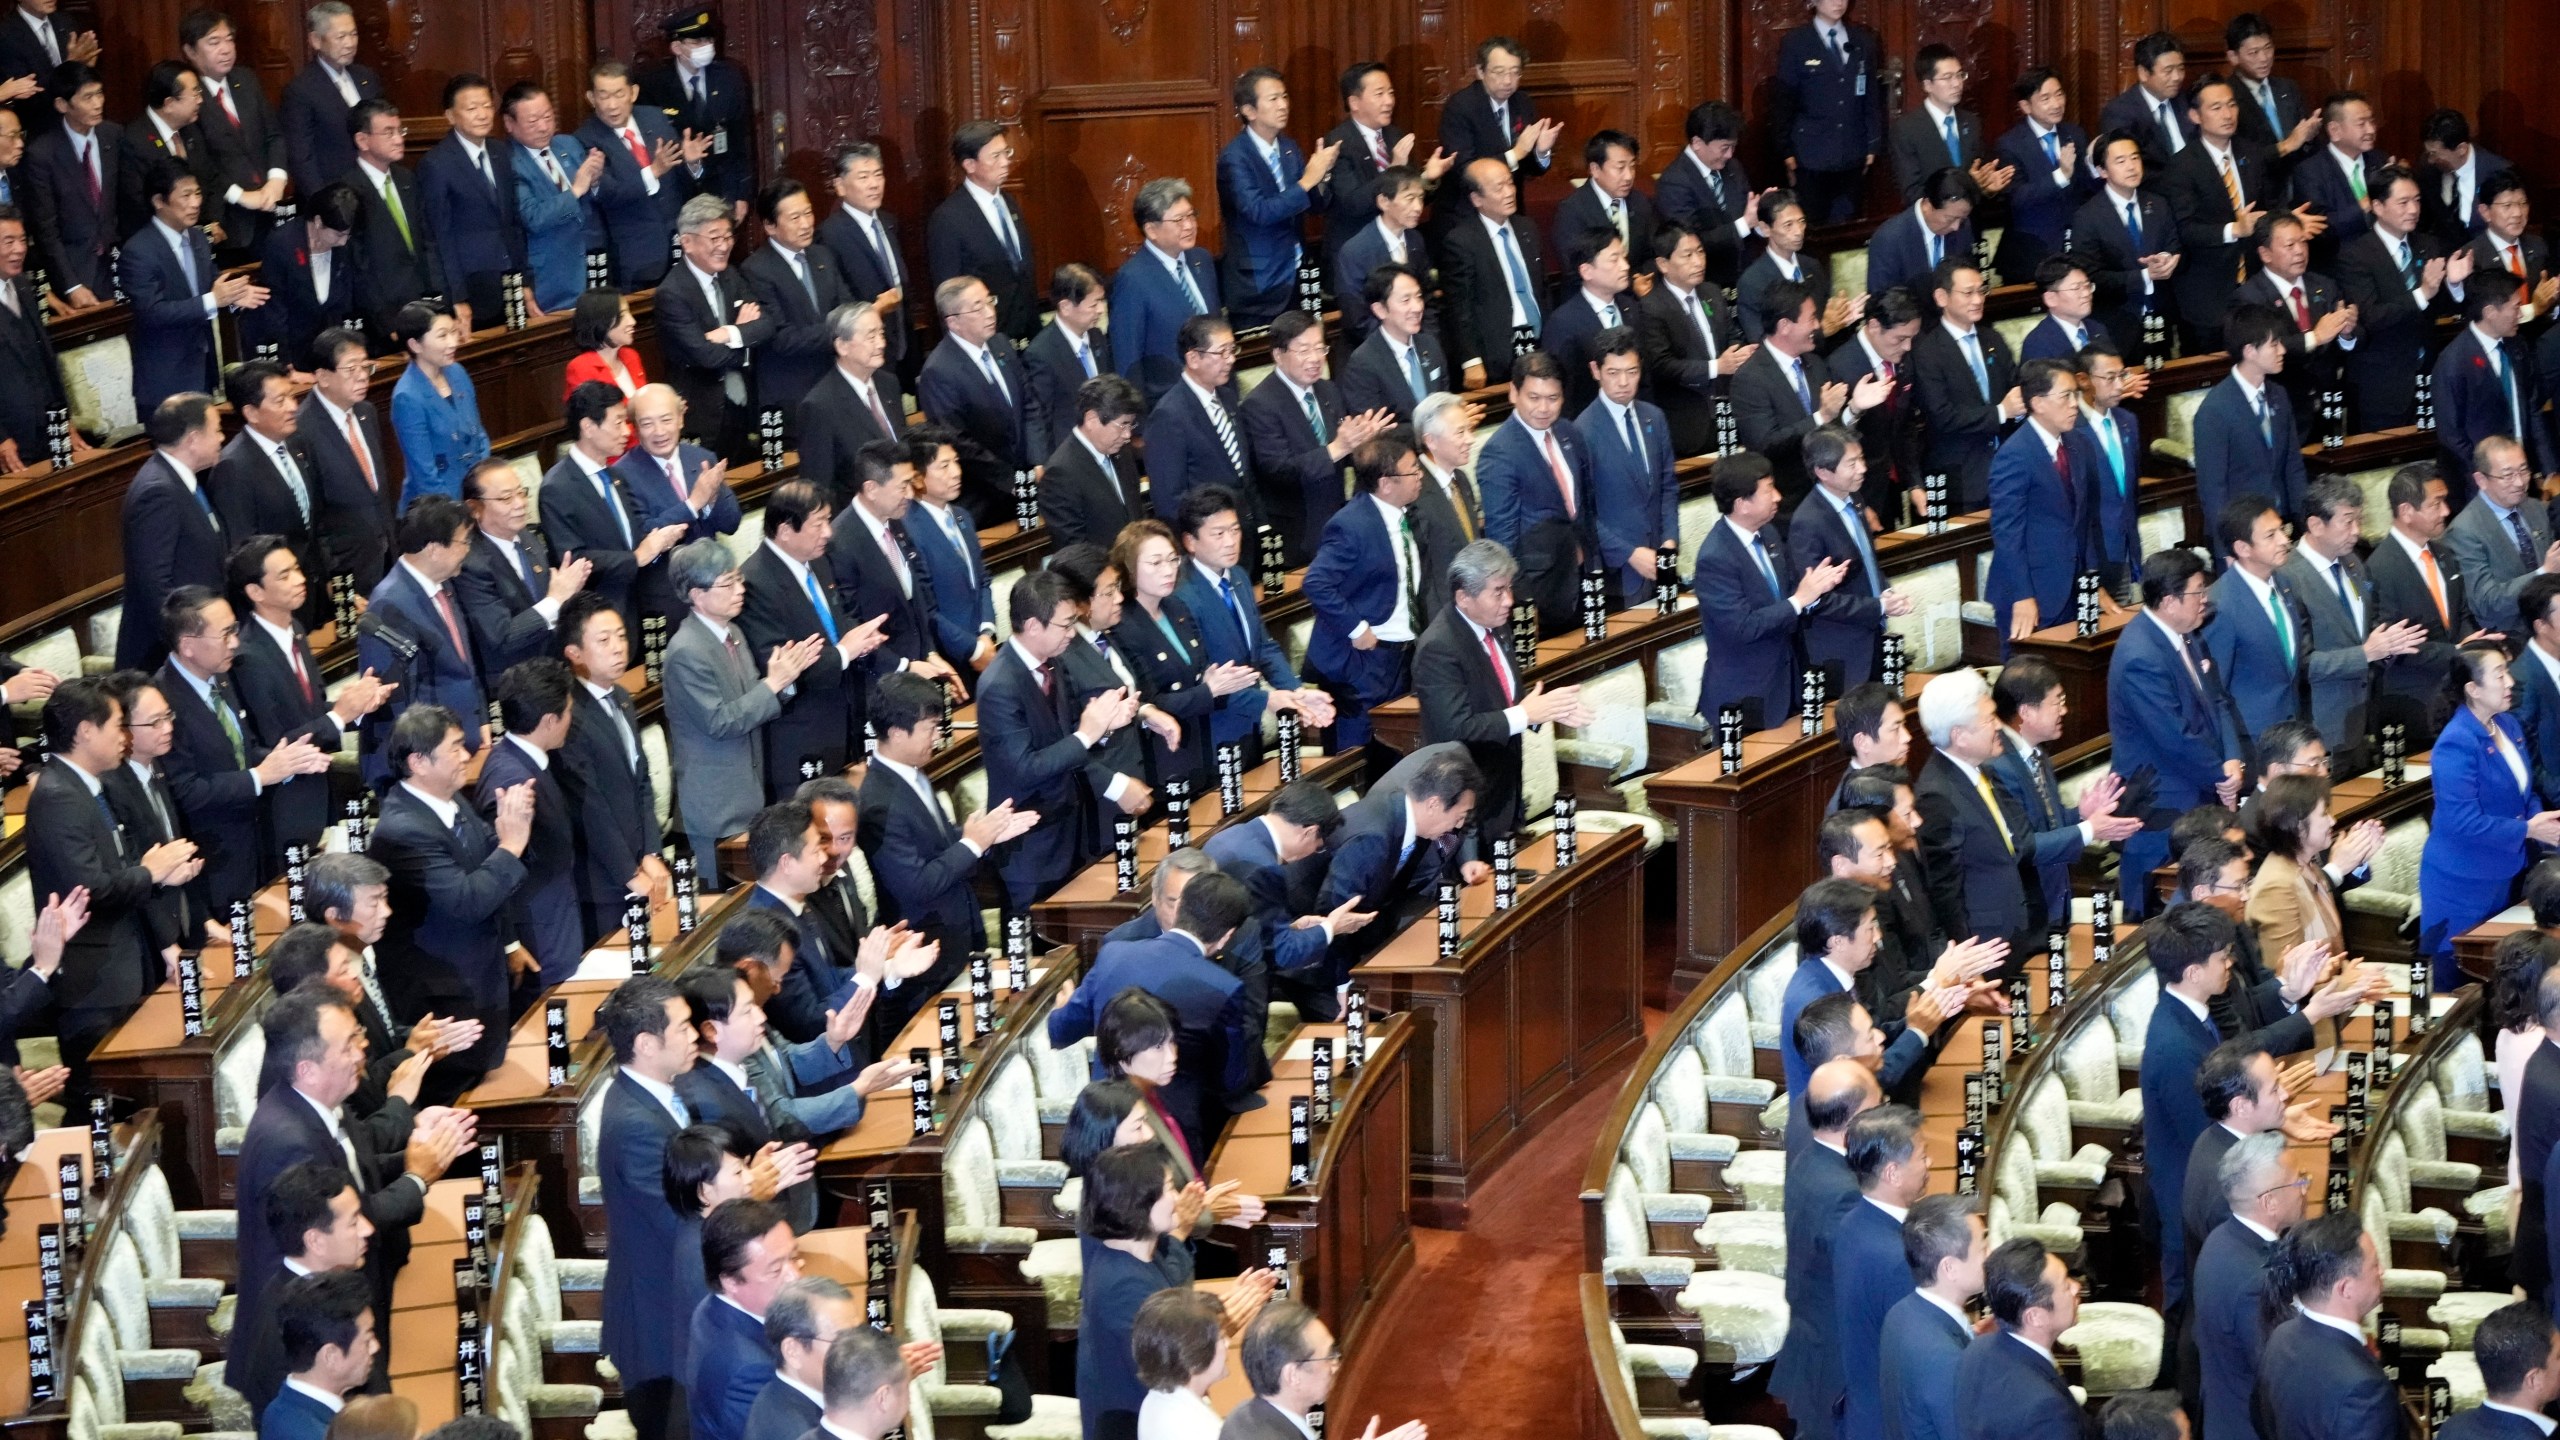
[251,612,301,656]
[2165,985,2213,1024]
[148,110,183,145]
[2228,563,2280,610]
[2386,527,2437,568]
[357,156,394,188]
[762,537,814,586]
[1073,429,1117,476]
[456,134,487,163]
[966,179,1007,215]
[685,258,725,294]
[1007,636,1048,676]
[56,755,103,794]
[1246,128,1283,162]
[1865,1195,1910,1223]
[1478,211,1517,242]
[581,675,623,706]
[871,752,932,795]
[849,498,896,544]
[2329,144,2365,173]
[399,780,459,828]
[1722,513,1766,548]
[283,1378,347,1414]
[1924,99,1958,127]
[2473,323,2511,362]
[1373,216,1406,251]
[1190,557,1231,591]
[124,757,156,785]
[313,391,361,433]
[1181,373,1224,410]
[618,1065,688,1123]
[2202,137,2236,167]
[2026,417,2065,457]
[2292,1301,2369,1343]
[1368,490,1407,522]
[505,733,551,771]
[1939,315,1978,344]
[1917,1288,1972,1331]
[152,216,196,257]
[1148,241,1191,273]
[1599,394,1638,431]
[690,612,736,646]
[2008,1330,2057,1367]
[710,1054,753,1090]
[295,1085,348,1138]
[2483,1402,2559,1436]
[1581,285,1621,314]
[1819,955,1859,993]
[1398,797,1421,858]
[2531,639,2560,689]
[2231,369,2267,407]
[2237,1213,2280,1243]
[834,362,881,394]
[1857,330,1889,375]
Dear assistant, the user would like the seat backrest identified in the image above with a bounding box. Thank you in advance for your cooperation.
[515,1203,564,1326]
[0,870,33,977]
[1831,249,1870,299]
[2137,505,2188,556]
[2106,971,2158,1050]
[97,1232,152,1353]
[982,1054,1043,1161]
[1741,948,1801,1028]
[1676,497,1718,583]
[1995,1130,2040,1223]
[1991,314,2039,355]
[2019,1076,2075,1161]
[2397,1083,2448,1165]
[642,723,674,832]
[2160,387,2209,454]
[120,1164,181,1279]
[1695,991,1755,1077]
[2369,818,2429,896]
[2346,467,2400,543]
[215,1023,269,1132]
[88,606,121,664]
[899,1266,950,1380]
[1602,1162,1652,1262]
[1623,1102,1672,1194]
[1520,719,1557,825]
[2371,1130,2413,1211]
[941,1117,1001,1235]
[1654,635,1705,714]
[59,336,138,442]
[580,1075,613,1176]
[989,567,1027,633]
[2056,1016,2123,1104]
[1022,1020,1093,1103]
[11,626,82,684]
[2436,1031,2490,1114]
[729,506,767,557]
[1653,1046,1708,1134]
[76,1311,124,1425]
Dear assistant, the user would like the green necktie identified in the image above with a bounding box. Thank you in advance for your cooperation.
[211,684,247,767]
[2269,590,2294,668]
[2347,162,2367,204]
[382,176,413,251]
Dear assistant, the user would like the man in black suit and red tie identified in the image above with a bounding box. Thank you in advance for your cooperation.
[1433,37,1560,191]
[0,203,90,475]
[296,327,395,599]
[226,536,395,866]
[1826,287,1927,525]
[1411,539,1591,840]
[820,143,910,373]
[154,585,336,912]
[824,440,960,693]
[924,120,1037,342]
[181,10,286,262]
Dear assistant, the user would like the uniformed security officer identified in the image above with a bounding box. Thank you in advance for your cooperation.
[636,7,757,222]
[1769,0,1887,225]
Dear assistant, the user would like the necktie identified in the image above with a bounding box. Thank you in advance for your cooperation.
[878,522,911,597]
[1266,144,1285,188]
[2398,239,2419,288]
[475,146,494,193]
[1369,129,1388,167]
[623,126,650,168]
[1929,227,1943,267]
[77,137,97,212]
[36,17,55,65]
[92,788,122,855]
[2330,560,2359,629]
[209,682,247,767]
[1403,343,1428,403]
[862,381,893,436]
[1843,495,1880,593]
[1752,533,1783,597]
[2508,244,2527,279]
[190,481,219,529]
[2498,346,2522,433]
[1218,573,1246,637]
[979,348,1009,403]
[1602,298,1620,327]
[274,443,311,525]
[592,469,632,546]
[994,198,1023,266]
[1621,405,1645,472]
[1790,358,1814,413]
[167,125,188,161]
[285,632,314,704]
[534,145,565,189]
[1498,225,1541,331]
[2267,585,2294,667]
[1963,331,1989,400]
[431,584,470,659]
[908,767,949,837]
[2288,282,2311,331]
[2419,546,2450,628]
[1204,394,1243,475]
[174,231,198,295]
[669,1091,693,1126]
[689,73,704,110]
[1077,338,1095,378]
[1493,103,1510,143]
[652,454,690,514]
[2258,82,2280,132]
[802,569,838,641]
[2255,391,2273,447]
[2072,323,2088,347]
[1483,628,1515,702]
[2509,508,2538,568]
[1173,255,1205,315]
[2041,130,2058,168]
[1035,658,1053,696]
[2219,153,2245,218]
[1707,166,1726,209]
[1826,28,1845,65]
[1942,113,1963,167]
[1608,195,1627,246]
[1973,771,2015,852]
[1541,429,1576,519]
[2348,158,2368,204]
[2053,436,2072,493]
[790,250,817,308]
[1448,470,1479,540]
[938,507,975,582]
[2096,414,2125,496]
[381,174,413,250]
[607,687,640,767]
[1301,388,1329,443]
[722,627,744,678]
[2124,199,2144,258]
[514,538,537,593]
[1396,514,1423,620]
[345,413,377,491]
[2158,100,2182,152]
[866,216,898,286]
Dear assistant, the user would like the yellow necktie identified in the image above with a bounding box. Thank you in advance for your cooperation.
[1975,771,2015,853]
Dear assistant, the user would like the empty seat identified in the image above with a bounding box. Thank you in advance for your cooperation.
[901,1267,1079,1440]
[212,1025,267,1158]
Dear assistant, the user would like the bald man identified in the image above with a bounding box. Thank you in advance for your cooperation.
[1773,1057,1882,1440]
[618,382,747,552]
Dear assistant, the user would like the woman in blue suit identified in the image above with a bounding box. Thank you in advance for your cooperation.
[387,302,492,511]
[2420,642,2560,986]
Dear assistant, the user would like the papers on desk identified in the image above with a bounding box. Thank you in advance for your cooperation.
[572,949,636,982]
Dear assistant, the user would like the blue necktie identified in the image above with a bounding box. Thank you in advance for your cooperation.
[2041,131,2058,168]
[2499,347,2522,433]
[1404,343,1429,402]
[2331,561,2356,623]
[1621,405,1645,471]
[1173,255,1205,315]
[1498,225,1541,332]
[595,470,632,546]
[2398,239,2419,288]
[1963,332,1989,400]
[2124,200,2143,251]
[2096,415,2126,496]
[1929,228,1943,267]
[2257,82,2281,133]
[1843,496,1880,593]
[1790,359,1814,413]
[1302,388,1330,442]
[1077,338,1095,378]
[802,569,839,642]
[1219,573,1247,637]
[1753,534,1783,598]
[1942,114,1962,167]
[2254,391,2273,447]
[670,1091,693,1125]
[93,789,122,854]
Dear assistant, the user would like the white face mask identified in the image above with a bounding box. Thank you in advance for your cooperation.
[681,40,716,68]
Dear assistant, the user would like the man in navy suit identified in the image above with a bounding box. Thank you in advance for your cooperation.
[2250,1211,2396,1440]
[1039,373,1144,548]
[2224,14,2314,154]
[1334,165,1428,343]
[1204,779,1368,1016]
[1022,265,1112,457]
[2070,341,2147,589]
[416,74,524,326]
[154,587,333,911]
[2423,109,2514,251]
[1985,357,2090,646]
[1434,38,1559,191]
[1864,168,1977,304]
[688,1199,799,1440]
[2289,93,2389,272]
[2438,269,2560,481]
[819,143,910,372]
[919,275,1043,526]
[1174,485,1329,756]
[2434,1303,2560,1440]
[1049,872,1259,1155]
[2203,498,2310,736]
[368,704,530,1080]
[1217,69,1338,328]
[122,162,266,420]
[2195,305,2311,527]
[226,1162,370,1425]
[737,482,882,798]
[1835,1105,1931,1440]
[861,674,1029,953]
[1304,431,1429,746]
[1654,102,1758,288]
[358,505,489,781]
[1988,656,2142,927]
[1337,262,1450,426]
[1912,669,2042,965]
[737,1279,865,1440]
[1315,750,1481,987]
[276,2,377,195]
[1737,278,1878,504]
[743,802,876,1042]
[1909,256,2020,510]
[120,393,237,672]
[259,1270,376,1440]
[2139,900,2261,1322]
[2109,549,2247,911]
[1641,221,1759,459]
[1244,310,1387,563]
[1441,157,1547,390]
[1771,1055,1877,1440]
[23,62,118,310]
[1768,0,1884,225]
[1877,1195,1984,1440]
[1108,178,1222,405]
[899,429,998,677]
[474,658,584,985]
[574,60,703,291]
[2017,254,2111,363]
[453,457,586,681]
[1316,61,1451,272]
[824,440,959,693]
[1476,351,1599,634]
[2163,76,2280,350]
[2337,166,2469,435]
[297,327,395,595]
[925,119,1037,342]
[1952,1240,2093,1440]
[1791,426,1913,693]
[1146,315,1254,526]
[796,301,908,510]
[623,383,746,548]
[2069,131,2182,363]
[1579,327,1680,606]
[2189,1128,2304,1440]
[555,594,671,949]
[500,82,605,314]
[2240,211,2359,423]
[1992,68,2090,280]
[980,569,1129,907]
[550,383,692,626]
[738,180,851,434]
[1888,45,2014,207]
[1543,229,1637,415]
[595,974,702,1440]
[1696,453,1849,732]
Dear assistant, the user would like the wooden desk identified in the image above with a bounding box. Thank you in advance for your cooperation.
[1365,599,1698,762]
[2005,607,2136,750]
[1204,1015,1415,1364]
[1352,825,1644,1227]
[0,1124,112,1426]
[388,1167,539,1431]
[1643,672,1931,991]
[1029,749,1365,959]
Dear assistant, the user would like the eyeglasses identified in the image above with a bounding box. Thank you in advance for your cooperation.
[2485,465,2535,484]
[127,713,175,730]
[2258,1176,2311,1199]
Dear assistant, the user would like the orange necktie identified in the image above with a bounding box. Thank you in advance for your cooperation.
[1542,430,1576,519]
[2509,244,2528,279]
[345,413,377,492]
[2420,546,2450,629]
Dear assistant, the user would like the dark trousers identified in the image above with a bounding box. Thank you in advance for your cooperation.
[1794,167,1867,226]
[55,1002,131,1125]
[626,1377,690,1440]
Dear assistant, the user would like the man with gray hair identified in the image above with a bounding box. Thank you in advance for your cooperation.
[798,302,907,507]
[1911,667,2036,971]
[305,851,483,1104]
[819,144,910,370]
[1223,1299,1426,1440]
[739,1271,853,1440]
[279,0,382,194]
[659,193,775,465]
[1111,176,1226,404]
[663,538,823,880]
[1411,390,1488,566]
[2193,1130,2306,1440]
[917,273,1042,526]
[1410,538,1593,837]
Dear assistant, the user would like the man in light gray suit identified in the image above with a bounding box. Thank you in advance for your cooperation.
[661,540,825,883]
[1220,1300,1425,1440]
[2282,477,2429,772]
[2441,435,2555,636]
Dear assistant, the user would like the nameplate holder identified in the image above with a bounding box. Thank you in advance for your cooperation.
[1275,711,1302,782]
[1580,567,1608,641]
[625,898,653,971]
[2319,388,2348,450]
[1510,323,1539,358]
[1343,989,1367,1072]
[284,843,309,922]
[2378,1313,2403,1383]
[1953,1125,1981,1195]
[88,1098,113,1185]
[2428,1378,2453,1428]
[1798,667,1824,737]
[501,271,529,332]
[1980,1023,2005,1106]
[1217,742,1246,813]
[1962,1072,1986,1130]
[1287,1095,1312,1188]
[2345,1052,2370,1137]
[1436,881,1460,957]
[759,407,787,471]
[673,856,699,933]
[546,999,572,1086]
[44,405,71,471]
[2089,892,2113,967]
[1714,390,1739,456]
[937,680,956,750]
[1297,258,1326,315]
[908,1047,934,1134]
[343,795,371,852]
[642,612,669,687]
[2007,977,2032,1049]
[2408,960,2432,1035]
[585,250,612,289]
[2413,369,2435,432]
[1164,777,1192,850]
[969,951,994,1037]
[1717,705,1745,776]
[36,1227,61,1329]
[1259,525,1287,597]
[2046,941,2069,1010]
[1014,469,1041,530]
[1310,1037,1334,1125]
[480,1141,504,1216]
[1510,600,1539,674]
[1654,538,1680,615]
[463,1197,488,1285]
[862,716,879,761]
[2073,570,2102,638]
[1923,472,1949,535]
[1491,838,1516,912]
[55,1159,83,1270]
[1552,792,1578,867]
[2325,1106,2352,1212]
[230,899,254,976]
[1112,817,1139,894]
[1004,912,1032,990]
[2140,311,2167,371]
[178,954,204,1037]
[2371,997,2396,1061]
[2379,723,2407,787]
[24,1299,54,1403]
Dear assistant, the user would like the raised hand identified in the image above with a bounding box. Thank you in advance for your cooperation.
[29,886,90,978]
[963,797,1041,848]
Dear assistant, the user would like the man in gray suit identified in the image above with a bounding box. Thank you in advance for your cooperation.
[2282,476,2428,771]
[661,539,825,884]
[1220,1300,1425,1440]
[2442,435,2556,635]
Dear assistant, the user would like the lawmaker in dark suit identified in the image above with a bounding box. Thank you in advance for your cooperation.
[1475,353,1598,635]
[99,673,213,962]
[737,184,850,432]
[736,482,867,798]
[0,8,81,134]
[1913,672,2040,960]
[1986,660,2121,929]
[2431,1302,2560,1439]
[823,442,946,694]
[119,166,232,420]
[2190,1133,2297,1440]
[860,675,1005,953]
[1022,270,1114,457]
[257,1277,371,1440]
[367,705,527,1077]
[1791,425,1904,693]
[227,537,377,861]
[1653,103,1756,289]
[1438,158,1549,385]
[1301,433,1426,747]
[1334,175,1430,344]
[977,570,1114,908]
[1951,1240,2094,1440]
[2202,498,2311,737]
[1541,230,1639,416]
[2139,901,2263,1318]
[899,430,997,677]
[1695,454,1842,732]
[656,198,778,465]
[248,187,366,369]
[116,70,222,245]
[817,147,909,372]
[1145,318,1255,527]
[795,303,909,509]
[573,62,696,291]
[1829,292,1931,525]
[1887,49,1999,205]
[1639,222,1751,460]
[1409,541,1582,842]
[155,587,333,914]
[503,97,604,314]
[297,331,396,597]
[1335,263,1450,426]
[2248,1212,2401,1440]
[620,404,745,552]
[415,81,524,326]
[1214,78,1320,329]
[544,388,672,626]
[474,666,583,986]
[2422,110,2510,250]
[1766,12,1885,225]
[924,120,1037,341]
[1314,750,1481,986]
[22,72,120,306]
[1172,484,1318,754]
[2288,117,2390,273]
[2366,467,2470,746]
[1909,259,2019,510]
[2437,272,2560,481]
[0,206,73,467]
[213,362,330,630]
[1578,336,1680,604]
[276,10,380,195]
[1549,131,1659,276]
[340,104,448,344]
[2068,137,2182,362]
[1105,525,1229,798]
[2108,550,2248,910]
[355,503,489,786]
[1040,374,1146,549]
[118,396,236,672]
[1834,1107,1931,1440]
[1771,1058,1869,1440]
[1314,63,1423,268]
[1242,310,1367,561]
[1984,361,2092,646]
[554,595,668,949]
[917,276,1043,527]
[2196,310,2314,527]
[1877,1231,1975,1440]
[594,974,701,1440]
[1048,878,1258,1157]
[2334,168,2462,434]
[2161,84,2280,347]
[2239,219,2356,421]
[1991,76,2092,279]
[1863,172,1979,304]
[2465,173,2545,333]
[2069,344,2147,587]
[2099,40,2201,174]
[1435,45,1553,191]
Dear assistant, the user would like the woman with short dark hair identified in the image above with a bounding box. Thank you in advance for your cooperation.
[1132,1288,1228,1440]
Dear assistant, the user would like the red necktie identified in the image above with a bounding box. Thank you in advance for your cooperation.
[288,637,315,704]
[2509,245,2528,279]
[1035,660,1053,696]
[214,79,239,126]
[432,585,470,660]
[1370,131,1388,167]
[2053,437,2070,486]
[1483,630,1514,703]
[1542,430,1577,519]
[2288,283,2311,332]
[623,126,650,169]
[663,454,688,508]
[864,382,893,436]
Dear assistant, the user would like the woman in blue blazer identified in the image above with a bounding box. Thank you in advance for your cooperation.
[2420,642,2560,986]
[387,302,491,511]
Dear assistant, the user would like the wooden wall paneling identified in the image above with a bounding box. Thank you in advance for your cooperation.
[1024,0,1230,257]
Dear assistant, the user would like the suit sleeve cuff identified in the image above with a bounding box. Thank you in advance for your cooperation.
[1104,774,1131,804]
[1503,704,1528,735]
[224,183,245,206]
[2076,819,2095,844]
[533,597,563,623]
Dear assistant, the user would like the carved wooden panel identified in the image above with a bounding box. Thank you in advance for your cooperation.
[1034,0,1221,92]
[1024,109,1227,265]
